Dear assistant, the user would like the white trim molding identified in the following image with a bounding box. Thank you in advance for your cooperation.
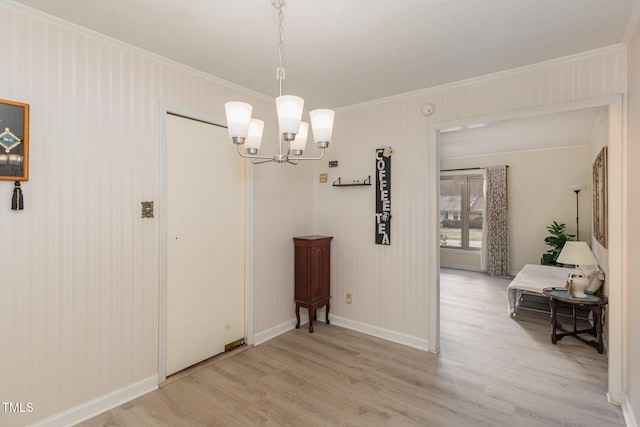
[338,45,625,112]
[622,393,639,427]
[254,313,430,352]
[329,315,430,351]
[29,376,158,427]
[3,0,274,106]
[253,313,309,346]
[440,263,485,273]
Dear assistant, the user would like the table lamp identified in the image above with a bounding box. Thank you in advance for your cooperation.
[556,241,599,297]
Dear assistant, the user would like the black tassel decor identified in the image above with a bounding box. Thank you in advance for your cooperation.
[11,181,24,210]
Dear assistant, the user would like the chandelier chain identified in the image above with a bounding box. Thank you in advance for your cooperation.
[272,0,286,96]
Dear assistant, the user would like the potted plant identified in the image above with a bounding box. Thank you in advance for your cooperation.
[541,221,575,266]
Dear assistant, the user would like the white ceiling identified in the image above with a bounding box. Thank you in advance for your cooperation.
[439,108,607,159]
[11,0,637,110]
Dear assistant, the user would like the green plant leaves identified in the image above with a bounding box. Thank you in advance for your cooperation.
[541,221,575,266]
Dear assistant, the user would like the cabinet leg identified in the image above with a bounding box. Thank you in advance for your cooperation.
[295,303,300,329]
[326,300,330,324]
[308,307,314,333]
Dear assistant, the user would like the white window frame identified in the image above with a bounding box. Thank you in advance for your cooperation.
[440,170,487,261]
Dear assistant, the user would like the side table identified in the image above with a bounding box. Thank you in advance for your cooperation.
[542,287,608,354]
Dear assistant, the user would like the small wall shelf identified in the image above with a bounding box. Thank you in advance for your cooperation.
[332,176,371,187]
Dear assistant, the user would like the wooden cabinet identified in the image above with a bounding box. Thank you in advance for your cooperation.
[293,236,333,333]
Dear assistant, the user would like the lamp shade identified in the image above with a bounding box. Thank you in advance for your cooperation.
[225,102,253,139]
[290,122,308,152]
[245,119,264,151]
[310,109,335,143]
[276,95,304,134]
[556,241,599,266]
[568,184,585,192]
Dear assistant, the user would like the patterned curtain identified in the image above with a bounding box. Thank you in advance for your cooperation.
[486,165,509,276]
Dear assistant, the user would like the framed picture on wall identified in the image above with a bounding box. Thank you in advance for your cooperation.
[593,146,607,248]
[0,98,30,181]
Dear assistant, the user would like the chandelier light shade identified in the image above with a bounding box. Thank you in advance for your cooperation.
[224,102,253,142]
[245,119,265,153]
[223,0,335,165]
[310,109,335,146]
[290,122,308,155]
[276,95,304,136]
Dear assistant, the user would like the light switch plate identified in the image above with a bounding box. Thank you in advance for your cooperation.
[319,173,328,183]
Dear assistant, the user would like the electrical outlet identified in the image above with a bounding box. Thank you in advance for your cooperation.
[319,173,328,183]
[346,293,352,304]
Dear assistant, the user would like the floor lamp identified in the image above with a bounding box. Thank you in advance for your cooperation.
[568,184,585,240]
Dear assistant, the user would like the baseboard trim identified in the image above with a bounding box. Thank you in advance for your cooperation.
[622,393,639,427]
[254,312,429,352]
[253,312,310,346]
[329,314,430,351]
[440,263,484,273]
[30,375,158,427]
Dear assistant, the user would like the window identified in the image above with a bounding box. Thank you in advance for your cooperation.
[440,174,484,249]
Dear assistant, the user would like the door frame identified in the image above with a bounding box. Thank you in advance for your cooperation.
[427,94,625,403]
[158,104,254,383]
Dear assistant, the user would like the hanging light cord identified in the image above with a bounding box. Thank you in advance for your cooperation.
[272,0,285,97]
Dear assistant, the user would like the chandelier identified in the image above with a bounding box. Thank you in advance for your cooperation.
[224,0,335,165]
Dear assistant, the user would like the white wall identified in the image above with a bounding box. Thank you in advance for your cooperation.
[440,249,481,271]
[441,145,593,275]
[0,3,313,425]
[624,5,640,425]
[0,1,632,425]
[315,46,626,349]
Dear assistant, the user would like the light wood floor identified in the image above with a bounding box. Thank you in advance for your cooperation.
[78,269,625,426]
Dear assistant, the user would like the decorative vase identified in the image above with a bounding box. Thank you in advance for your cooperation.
[568,275,589,297]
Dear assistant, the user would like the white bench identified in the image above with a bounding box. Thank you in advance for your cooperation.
[507,264,602,317]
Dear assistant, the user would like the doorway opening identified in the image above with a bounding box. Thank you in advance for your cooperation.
[428,95,624,403]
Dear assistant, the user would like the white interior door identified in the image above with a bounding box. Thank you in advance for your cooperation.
[166,114,245,376]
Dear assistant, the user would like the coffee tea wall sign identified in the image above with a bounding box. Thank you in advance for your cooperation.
[0,99,29,181]
[375,147,392,245]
